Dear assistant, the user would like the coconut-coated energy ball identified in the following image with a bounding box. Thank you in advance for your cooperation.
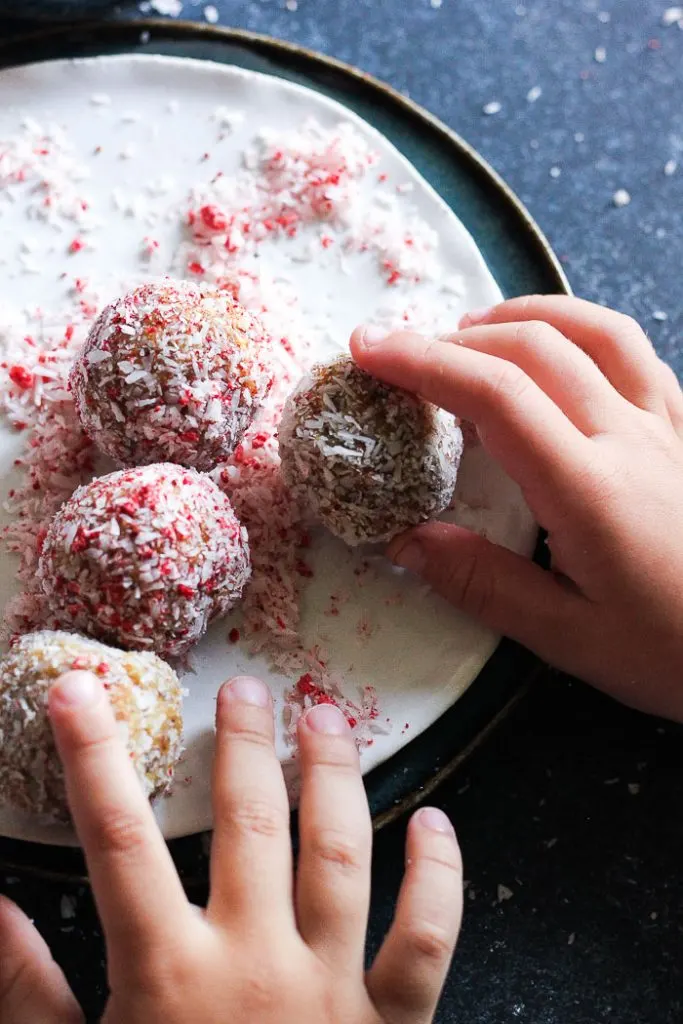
[0,631,183,822]
[70,279,274,471]
[38,463,251,658]
[278,356,463,546]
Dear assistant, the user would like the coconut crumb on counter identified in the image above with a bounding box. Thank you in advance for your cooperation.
[60,894,77,920]
[612,188,631,208]
[139,0,183,15]
[497,884,514,904]
[662,7,683,28]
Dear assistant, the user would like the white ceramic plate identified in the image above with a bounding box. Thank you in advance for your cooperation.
[0,54,536,844]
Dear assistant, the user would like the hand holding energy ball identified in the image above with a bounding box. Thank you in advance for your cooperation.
[352,294,683,722]
[1,295,682,1022]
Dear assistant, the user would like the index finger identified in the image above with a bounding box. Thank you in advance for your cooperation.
[351,327,591,510]
[461,294,669,415]
[49,672,190,963]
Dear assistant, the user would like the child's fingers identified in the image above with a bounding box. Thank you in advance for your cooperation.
[208,678,294,931]
[0,896,83,1024]
[460,295,668,416]
[295,704,372,975]
[367,808,462,1024]
[350,327,591,513]
[49,673,190,964]
[658,362,683,435]
[438,319,628,435]
[387,521,585,667]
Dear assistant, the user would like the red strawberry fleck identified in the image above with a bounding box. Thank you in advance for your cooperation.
[199,204,228,231]
[8,366,33,390]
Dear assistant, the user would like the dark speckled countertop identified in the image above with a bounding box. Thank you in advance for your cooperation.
[1,2,682,1022]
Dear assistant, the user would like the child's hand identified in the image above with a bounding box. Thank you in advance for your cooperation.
[351,295,683,722]
[0,672,462,1024]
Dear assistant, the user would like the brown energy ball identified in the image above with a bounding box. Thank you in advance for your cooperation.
[0,630,183,822]
[278,355,463,546]
[70,279,274,471]
[37,463,250,658]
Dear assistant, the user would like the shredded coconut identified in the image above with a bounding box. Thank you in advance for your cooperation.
[38,464,250,658]
[60,894,77,919]
[139,0,183,15]
[0,113,471,747]
[662,7,683,28]
[497,884,514,903]
[70,280,274,471]
[278,356,463,546]
[0,631,183,820]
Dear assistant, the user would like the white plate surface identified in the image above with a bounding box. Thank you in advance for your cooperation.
[0,54,536,844]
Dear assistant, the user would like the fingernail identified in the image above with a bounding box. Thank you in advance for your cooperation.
[418,807,455,834]
[304,703,349,735]
[224,676,271,708]
[458,306,492,328]
[51,671,100,708]
[390,538,426,574]
[357,324,388,348]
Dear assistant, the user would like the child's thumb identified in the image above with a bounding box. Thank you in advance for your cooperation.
[0,895,83,1024]
[387,521,582,667]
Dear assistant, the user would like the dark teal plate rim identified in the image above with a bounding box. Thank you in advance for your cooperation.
[0,19,567,885]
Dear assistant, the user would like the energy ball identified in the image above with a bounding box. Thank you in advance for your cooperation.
[0,630,183,822]
[279,356,463,545]
[38,463,250,658]
[70,279,274,471]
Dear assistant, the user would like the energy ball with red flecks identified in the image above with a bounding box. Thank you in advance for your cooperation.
[37,463,251,658]
[0,630,183,823]
[278,355,463,546]
[70,279,274,471]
